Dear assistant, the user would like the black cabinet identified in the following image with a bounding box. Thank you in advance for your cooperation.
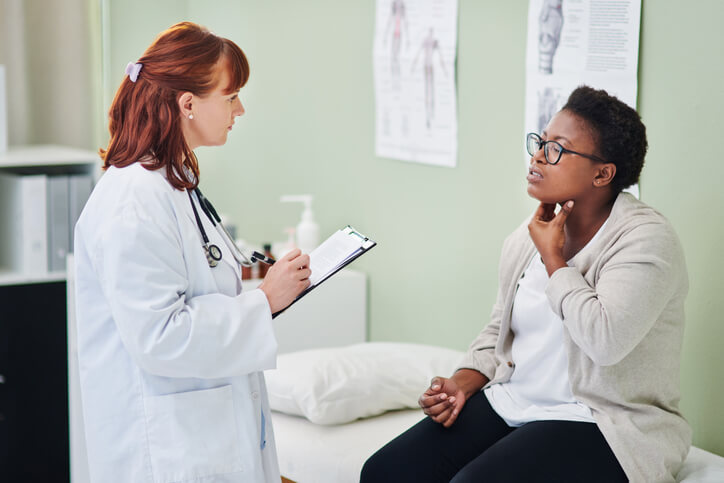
[0,282,69,482]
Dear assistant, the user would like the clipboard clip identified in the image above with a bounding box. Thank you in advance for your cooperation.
[344,225,375,249]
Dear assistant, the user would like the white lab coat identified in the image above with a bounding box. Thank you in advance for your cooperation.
[74,162,281,483]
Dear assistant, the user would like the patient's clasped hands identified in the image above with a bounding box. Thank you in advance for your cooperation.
[419,369,490,428]
[419,376,466,428]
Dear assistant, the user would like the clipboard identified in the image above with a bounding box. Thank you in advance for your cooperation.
[272,225,376,318]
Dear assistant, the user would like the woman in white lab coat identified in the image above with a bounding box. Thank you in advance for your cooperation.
[74,22,310,483]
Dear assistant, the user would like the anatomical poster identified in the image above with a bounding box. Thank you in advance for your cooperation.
[524,0,641,142]
[374,0,459,167]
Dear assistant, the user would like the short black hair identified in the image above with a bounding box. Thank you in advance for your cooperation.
[561,85,647,194]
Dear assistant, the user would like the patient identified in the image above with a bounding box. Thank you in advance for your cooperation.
[361,86,691,483]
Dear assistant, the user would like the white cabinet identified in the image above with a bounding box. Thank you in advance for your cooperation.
[243,269,368,353]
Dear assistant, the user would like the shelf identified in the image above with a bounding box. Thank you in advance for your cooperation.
[0,269,66,286]
[0,145,99,169]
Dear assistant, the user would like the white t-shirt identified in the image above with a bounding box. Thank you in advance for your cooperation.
[485,221,608,427]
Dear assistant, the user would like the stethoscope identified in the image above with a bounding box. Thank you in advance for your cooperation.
[187,188,275,268]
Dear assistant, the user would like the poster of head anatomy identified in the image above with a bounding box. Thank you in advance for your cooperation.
[524,0,641,141]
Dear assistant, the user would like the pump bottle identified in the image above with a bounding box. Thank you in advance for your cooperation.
[280,195,319,254]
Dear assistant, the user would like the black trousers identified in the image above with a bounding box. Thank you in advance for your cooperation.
[360,391,627,483]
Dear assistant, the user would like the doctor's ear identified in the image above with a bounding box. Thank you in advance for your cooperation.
[178,92,194,120]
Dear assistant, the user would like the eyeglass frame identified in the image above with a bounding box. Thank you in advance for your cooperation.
[526,132,607,165]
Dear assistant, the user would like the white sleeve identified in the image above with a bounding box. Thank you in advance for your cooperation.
[97,198,277,379]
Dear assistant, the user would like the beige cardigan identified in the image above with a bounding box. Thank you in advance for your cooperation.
[458,193,691,483]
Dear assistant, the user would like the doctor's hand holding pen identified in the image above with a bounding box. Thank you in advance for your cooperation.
[258,248,311,314]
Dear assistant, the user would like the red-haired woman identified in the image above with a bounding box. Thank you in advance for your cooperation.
[74,22,309,482]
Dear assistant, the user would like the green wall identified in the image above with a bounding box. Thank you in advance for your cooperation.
[103,0,724,455]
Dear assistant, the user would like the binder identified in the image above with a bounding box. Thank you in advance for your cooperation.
[0,65,7,153]
[272,225,376,318]
[68,173,94,252]
[47,175,70,272]
[0,173,48,273]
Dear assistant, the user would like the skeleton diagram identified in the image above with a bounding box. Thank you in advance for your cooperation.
[382,0,409,81]
[411,27,446,129]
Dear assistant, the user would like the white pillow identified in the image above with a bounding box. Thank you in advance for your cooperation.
[265,342,464,425]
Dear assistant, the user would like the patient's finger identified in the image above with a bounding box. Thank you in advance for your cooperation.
[440,396,465,428]
[428,377,444,392]
[441,411,459,428]
[419,398,453,417]
[418,391,451,410]
[431,406,453,425]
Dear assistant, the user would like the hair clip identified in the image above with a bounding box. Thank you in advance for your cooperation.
[125,62,143,83]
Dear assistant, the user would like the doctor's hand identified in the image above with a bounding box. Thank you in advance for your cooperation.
[528,200,573,276]
[258,248,311,314]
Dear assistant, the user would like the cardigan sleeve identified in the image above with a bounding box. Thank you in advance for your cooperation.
[546,219,687,366]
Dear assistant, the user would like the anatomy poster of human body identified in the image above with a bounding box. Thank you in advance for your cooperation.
[525,0,641,137]
[374,0,458,167]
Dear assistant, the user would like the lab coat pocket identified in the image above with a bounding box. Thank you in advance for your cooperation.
[144,384,244,483]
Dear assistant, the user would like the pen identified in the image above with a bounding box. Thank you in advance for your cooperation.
[251,251,276,265]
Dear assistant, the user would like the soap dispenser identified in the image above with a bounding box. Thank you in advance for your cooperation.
[280,194,319,254]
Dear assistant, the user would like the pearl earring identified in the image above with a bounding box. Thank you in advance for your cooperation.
[188,114,194,120]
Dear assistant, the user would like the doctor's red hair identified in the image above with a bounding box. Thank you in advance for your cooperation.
[100,22,249,190]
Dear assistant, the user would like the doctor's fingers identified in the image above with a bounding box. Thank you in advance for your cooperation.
[280,248,302,261]
[292,253,310,270]
[296,278,311,291]
[296,267,312,281]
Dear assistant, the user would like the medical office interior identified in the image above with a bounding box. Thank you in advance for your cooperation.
[0,0,723,481]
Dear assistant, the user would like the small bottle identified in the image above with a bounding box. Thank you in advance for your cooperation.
[258,243,274,278]
[280,195,319,254]
[241,264,252,280]
[273,227,296,260]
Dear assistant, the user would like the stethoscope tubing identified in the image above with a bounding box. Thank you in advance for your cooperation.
[190,188,256,267]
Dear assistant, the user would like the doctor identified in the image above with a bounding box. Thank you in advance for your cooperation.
[74,22,310,482]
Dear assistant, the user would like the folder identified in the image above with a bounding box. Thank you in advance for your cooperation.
[0,172,48,274]
[0,65,7,153]
[272,225,376,318]
[47,175,70,272]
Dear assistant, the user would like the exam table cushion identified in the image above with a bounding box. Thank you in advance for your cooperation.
[264,342,464,425]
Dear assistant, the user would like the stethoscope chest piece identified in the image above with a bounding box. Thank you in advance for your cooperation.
[189,187,271,269]
[204,243,223,267]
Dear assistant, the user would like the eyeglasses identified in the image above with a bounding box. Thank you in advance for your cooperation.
[526,132,607,165]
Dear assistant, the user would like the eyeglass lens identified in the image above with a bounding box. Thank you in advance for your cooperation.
[526,134,562,164]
